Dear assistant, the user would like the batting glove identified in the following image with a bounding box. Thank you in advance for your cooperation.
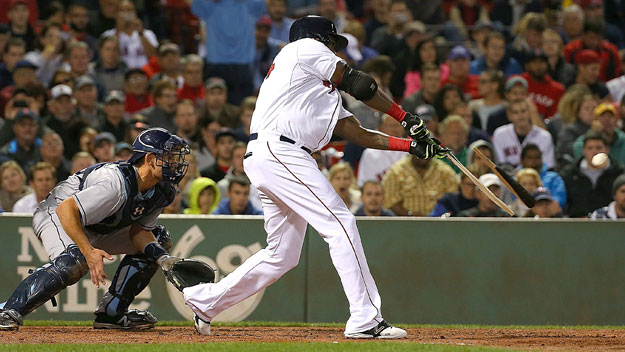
[408,138,450,160]
[401,112,431,141]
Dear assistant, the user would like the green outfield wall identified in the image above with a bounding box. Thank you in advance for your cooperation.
[1,214,624,325]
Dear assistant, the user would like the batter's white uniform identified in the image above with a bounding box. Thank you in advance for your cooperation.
[184,38,385,333]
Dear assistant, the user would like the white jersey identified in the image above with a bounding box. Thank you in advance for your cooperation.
[492,124,555,168]
[357,149,404,187]
[250,38,352,152]
[101,29,158,69]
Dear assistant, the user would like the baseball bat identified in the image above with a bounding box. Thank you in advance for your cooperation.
[472,147,536,208]
[445,152,515,216]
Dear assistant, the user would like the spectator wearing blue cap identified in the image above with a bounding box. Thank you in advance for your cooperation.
[524,187,563,218]
[442,45,479,99]
[74,75,105,130]
[0,109,40,171]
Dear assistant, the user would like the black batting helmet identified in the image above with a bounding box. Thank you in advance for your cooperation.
[289,15,348,51]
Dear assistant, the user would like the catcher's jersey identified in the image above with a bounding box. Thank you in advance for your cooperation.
[250,38,352,152]
[37,162,174,236]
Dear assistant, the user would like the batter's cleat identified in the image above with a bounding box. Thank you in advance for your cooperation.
[93,309,157,330]
[194,314,210,335]
[344,320,407,339]
[0,309,22,331]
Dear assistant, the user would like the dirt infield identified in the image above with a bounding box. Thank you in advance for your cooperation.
[2,326,625,350]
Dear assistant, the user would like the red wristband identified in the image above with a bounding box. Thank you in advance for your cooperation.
[387,102,407,122]
[388,136,412,152]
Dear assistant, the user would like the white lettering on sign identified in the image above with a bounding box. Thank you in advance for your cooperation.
[17,227,48,263]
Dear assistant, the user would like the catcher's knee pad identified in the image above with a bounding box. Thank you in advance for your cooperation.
[152,225,172,251]
[95,253,158,317]
[4,244,88,316]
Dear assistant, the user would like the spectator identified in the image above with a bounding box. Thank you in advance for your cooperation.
[101,90,128,142]
[509,12,548,66]
[140,80,178,131]
[66,3,97,53]
[433,84,464,121]
[560,4,584,44]
[329,162,361,214]
[579,0,623,49]
[510,167,542,216]
[493,99,555,168]
[90,35,127,93]
[370,0,413,56]
[234,96,255,143]
[317,0,346,32]
[451,100,490,144]
[12,162,55,213]
[148,43,183,87]
[522,49,565,119]
[0,59,37,114]
[357,114,406,187]
[402,37,447,98]
[457,173,510,217]
[470,32,523,76]
[0,109,39,171]
[24,23,64,86]
[342,21,379,68]
[102,0,157,69]
[190,0,266,105]
[0,38,25,90]
[569,49,611,101]
[253,15,281,91]
[469,69,506,131]
[486,76,544,136]
[217,141,260,210]
[267,0,294,44]
[442,45,479,99]
[74,76,105,129]
[45,84,86,160]
[520,143,567,208]
[200,127,234,182]
[355,180,395,216]
[124,68,152,114]
[469,20,495,59]
[114,142,132,161]
[448,0,490,41]
[388,21,429,98]
[178,54,205,106]
[174,99,201,145]
[0,160,30,211]
[525,187,563,218]
[179,151,199,207]
[564,17,621,83]
[466,139,496,175]
[69,150,95,174]
[195,117,220,171]
[439,115,469,173]
[64,41,92,78]
[183,177,220,215]
[430,163,482,217]
[125,118,148,144]
[7,0,35,51]
[561,130,624,217]
[39,131,70,182]
[78,126,97,154]
[201,77,241,129]
[402,63,440,114]
[363,0,390,46]
[383,154,458,216]
[572,103,625,164]
[543,29,576,85]
[88,0,118,37]
[491,0,542,29]
[212,176,263,215]
[91,131,116,163]
[555,86,596,169]
[590,174,625,219]
[406,0,445,24]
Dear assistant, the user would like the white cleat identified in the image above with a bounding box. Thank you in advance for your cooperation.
[194,314,211,336]
[344,320,407,339]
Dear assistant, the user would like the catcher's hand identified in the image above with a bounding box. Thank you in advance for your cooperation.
[159,256,216,291]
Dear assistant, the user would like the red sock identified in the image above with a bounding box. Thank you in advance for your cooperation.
[388,136,411,152]
[387,102,406,122]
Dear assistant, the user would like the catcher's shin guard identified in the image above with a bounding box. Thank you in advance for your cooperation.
[3,244,88,317]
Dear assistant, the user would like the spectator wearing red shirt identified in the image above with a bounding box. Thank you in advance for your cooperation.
[521,49,564,119]
[564,17,621,83]
[177,54,205,106]
[124,68,153,114]
[441,45,480,99]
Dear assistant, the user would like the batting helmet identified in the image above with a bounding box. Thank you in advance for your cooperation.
[128,128,190,184]
[289,15,348,52]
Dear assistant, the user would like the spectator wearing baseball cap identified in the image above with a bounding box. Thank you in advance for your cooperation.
[45,84,87,159]
[114,142,133,161]
[0,109,40,171]
[590,174,625,219]
[93,131,117,163]
[486,75,534,136]
[253,15,281,91]
[571,102,625,164]
[441,45,480,100]
[201,77,241,129]
[430,163,483,217]
[0,58,36,115]
[101,90,129,143]
[457,173,510,217]
[147,43,183,87]
[564,17,622,83]
[74,75,106,130]
[469,32,523,77]
[521,49,565,119]
[124,68,153,114]
[576,0,624,51]
[525,187,563,218]
[6,0,36,51]
[570,49,611,100]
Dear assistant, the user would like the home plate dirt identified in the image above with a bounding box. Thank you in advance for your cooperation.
[2,326,625,350]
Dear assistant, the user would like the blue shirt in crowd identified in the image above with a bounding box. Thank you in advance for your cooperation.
[213,198,263,215]
[539,164,567,208]
[469,57,523,76]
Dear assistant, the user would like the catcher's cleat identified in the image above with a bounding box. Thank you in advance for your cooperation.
[344,320,407,339]
[0,309,22,331]
[194,314,211,336]
[93,309,157,330]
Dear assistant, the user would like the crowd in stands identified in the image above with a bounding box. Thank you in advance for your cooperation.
[0,0,625,219]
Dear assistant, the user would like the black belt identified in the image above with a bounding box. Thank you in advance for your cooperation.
[249,133,312,154]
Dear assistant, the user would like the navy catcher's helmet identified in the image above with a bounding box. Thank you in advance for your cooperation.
[289,15,348,51]
[128,128,190,184]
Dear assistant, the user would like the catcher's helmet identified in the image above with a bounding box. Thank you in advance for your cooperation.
[289,15,348,51]
[128,128,190,184]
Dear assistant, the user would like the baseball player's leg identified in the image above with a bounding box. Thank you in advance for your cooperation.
[184,190,307,323]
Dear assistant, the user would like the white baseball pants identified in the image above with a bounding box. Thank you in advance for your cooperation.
[184,139,384,333]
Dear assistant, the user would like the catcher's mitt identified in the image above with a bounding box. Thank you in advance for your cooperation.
[162,257,216,291]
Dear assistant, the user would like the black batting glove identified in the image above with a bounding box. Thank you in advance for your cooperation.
[428,137,451,159]
[400,112,431,141]
[408,138,451,160]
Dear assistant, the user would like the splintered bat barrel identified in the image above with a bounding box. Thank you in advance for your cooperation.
[493,165,536,208]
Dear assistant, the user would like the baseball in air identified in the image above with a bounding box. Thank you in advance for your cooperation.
[591,152,609,168]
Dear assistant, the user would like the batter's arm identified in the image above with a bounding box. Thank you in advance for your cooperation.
[333,115,390,150]
[56,198,113,287]
[331,62,394,113]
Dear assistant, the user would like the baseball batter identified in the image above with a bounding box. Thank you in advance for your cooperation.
[183,16,448,338]
[0,128,190,330]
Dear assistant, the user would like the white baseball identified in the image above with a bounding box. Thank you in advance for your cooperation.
[591,152,609,168]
